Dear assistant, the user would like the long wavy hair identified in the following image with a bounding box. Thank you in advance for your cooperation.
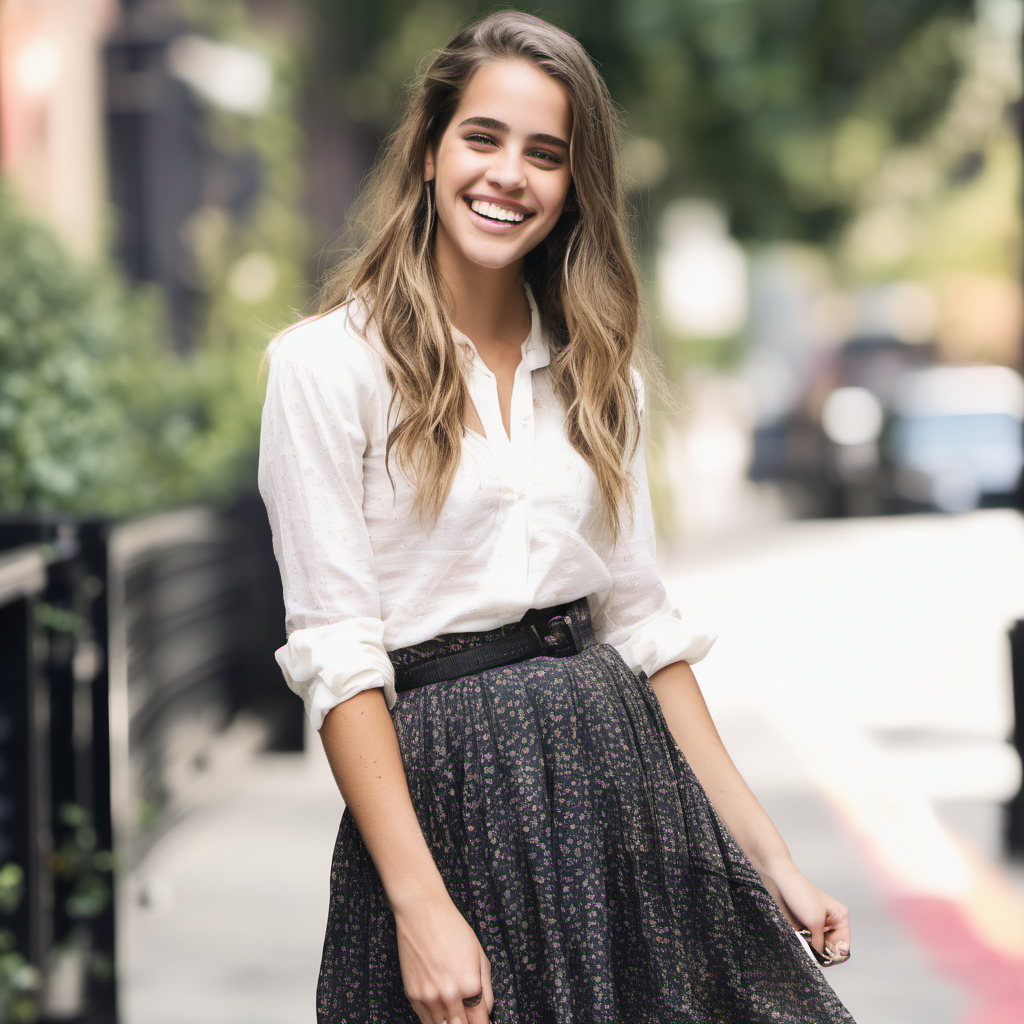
[318,10,645,539]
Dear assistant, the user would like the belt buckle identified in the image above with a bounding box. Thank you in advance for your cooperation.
[541,615,576,657]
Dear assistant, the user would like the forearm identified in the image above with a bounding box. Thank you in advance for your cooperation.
[319,688,447,911]
[648,660,794,876]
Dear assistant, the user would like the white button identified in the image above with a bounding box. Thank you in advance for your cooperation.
[516,489,526,500]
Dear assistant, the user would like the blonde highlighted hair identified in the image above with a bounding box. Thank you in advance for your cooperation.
[318,10,646,539]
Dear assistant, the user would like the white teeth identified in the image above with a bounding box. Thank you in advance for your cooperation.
[470,200,525,223]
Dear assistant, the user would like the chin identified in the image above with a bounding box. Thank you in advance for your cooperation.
[458,241,532,271]
[471,251,529,270]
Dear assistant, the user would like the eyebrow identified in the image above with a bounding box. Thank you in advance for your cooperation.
[457,115,569,151]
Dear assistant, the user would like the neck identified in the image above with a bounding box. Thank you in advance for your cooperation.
[434,241,528,345]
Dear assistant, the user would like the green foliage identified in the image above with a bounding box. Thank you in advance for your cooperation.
[0,865,23,918]
[0,804,114,1024]
[173,0,311,342]
[0,0,311,517]
[309,0,975,243]
[0,189,265,516]
[0,864,39,1024]
[51,804,113,924]
[621,0,973,241]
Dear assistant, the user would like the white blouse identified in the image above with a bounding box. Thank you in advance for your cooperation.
[258,286,714,730]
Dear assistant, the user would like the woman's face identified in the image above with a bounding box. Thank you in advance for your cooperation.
[425,60,573,275]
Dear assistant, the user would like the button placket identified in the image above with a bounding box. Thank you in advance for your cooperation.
[506,357,535,586]
[467,360,511,453]
[464,356,522,566]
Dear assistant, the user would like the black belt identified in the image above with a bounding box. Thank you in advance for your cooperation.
[393,604,582,694]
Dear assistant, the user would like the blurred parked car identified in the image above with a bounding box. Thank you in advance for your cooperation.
[748,331,1024,516]
[749,334,934,517]
[887,365,1024,513]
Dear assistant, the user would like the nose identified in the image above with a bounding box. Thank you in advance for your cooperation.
[485,147,526,191]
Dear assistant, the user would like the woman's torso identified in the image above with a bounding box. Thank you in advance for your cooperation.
[269,293,622,651]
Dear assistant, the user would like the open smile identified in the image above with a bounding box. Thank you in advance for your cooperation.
[463,196,534,227]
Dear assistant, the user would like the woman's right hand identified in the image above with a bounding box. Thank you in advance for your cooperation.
[394,895,494,1024]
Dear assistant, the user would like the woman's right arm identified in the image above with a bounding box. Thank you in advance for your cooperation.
[259,330,491,1024]
[319,691,493,1024]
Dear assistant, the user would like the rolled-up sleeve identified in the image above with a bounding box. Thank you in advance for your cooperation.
[592,415,716,678]
[258,320,396,729]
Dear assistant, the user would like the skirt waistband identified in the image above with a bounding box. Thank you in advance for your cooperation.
[388,598,594,691]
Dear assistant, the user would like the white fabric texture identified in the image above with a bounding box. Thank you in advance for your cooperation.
[258,287,715,729]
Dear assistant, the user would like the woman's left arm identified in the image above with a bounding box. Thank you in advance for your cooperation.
[649,659,851,965]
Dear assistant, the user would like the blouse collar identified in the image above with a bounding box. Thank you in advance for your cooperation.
[451,282,551,371]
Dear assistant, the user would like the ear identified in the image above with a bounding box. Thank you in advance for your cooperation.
[424,148,435,182]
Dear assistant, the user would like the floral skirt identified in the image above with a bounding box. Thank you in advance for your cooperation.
[316,601,855,1023]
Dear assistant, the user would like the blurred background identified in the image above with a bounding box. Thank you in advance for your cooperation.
[2,0,1024,1021]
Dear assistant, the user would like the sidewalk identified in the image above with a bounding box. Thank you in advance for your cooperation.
[713,706,1009,1024]
[124,742,341,1024]
[664,511,1024,1024]
[123,512,1024,1024]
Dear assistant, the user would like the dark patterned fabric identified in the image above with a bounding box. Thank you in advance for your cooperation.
[317,602,855,1024]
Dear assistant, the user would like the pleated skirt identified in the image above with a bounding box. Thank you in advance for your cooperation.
[316,602,855,1023]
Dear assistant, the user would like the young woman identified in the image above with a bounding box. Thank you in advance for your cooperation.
[259,11,855,1024]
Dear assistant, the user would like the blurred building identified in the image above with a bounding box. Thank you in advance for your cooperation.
[0,0,115,259]
[1,0,281,350]
[109,0,280,350]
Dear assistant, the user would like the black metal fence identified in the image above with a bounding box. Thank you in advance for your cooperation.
[1,546,53,1022]
[0,496,295,1023]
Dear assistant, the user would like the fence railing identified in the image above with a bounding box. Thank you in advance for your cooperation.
[0,496,295,1023]
[0,546,53,1021]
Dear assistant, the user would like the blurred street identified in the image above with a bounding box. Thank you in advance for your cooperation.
[123,510,1024,1024]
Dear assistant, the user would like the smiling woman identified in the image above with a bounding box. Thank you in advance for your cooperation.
[258,11,857,1024]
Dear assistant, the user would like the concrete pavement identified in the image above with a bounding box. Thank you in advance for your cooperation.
[123,745,341,1024]
[123,511,1024,1023]
[666,510,1024,1024]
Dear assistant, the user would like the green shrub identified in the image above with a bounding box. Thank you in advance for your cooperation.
[0,189,262,516]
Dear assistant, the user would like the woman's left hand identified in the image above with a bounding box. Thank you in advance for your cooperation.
[758,861,851,966]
